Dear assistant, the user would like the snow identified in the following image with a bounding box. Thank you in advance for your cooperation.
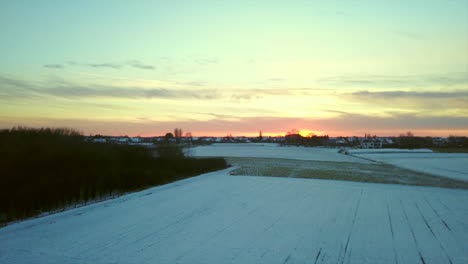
[192,143,372,163]
[350,152,468,182]
[1,168,467,264]
[346,148,434,154]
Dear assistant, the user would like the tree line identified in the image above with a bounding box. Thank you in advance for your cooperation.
[0,127,227,224]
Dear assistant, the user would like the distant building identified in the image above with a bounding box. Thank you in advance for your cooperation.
[130,137,141,143]
[361,139,382,149]
[119,138,129,143]
[92,138,107,143]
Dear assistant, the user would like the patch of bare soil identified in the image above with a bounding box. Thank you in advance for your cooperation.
[226,157,468,189]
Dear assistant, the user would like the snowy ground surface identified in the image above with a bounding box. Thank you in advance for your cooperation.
[349,151,468,182]
[2,144,467,263]
[192,144,468,182]
[1,169,468,264]
[191,143,372,164]
[346,149,434,154]
[226,157,468,189]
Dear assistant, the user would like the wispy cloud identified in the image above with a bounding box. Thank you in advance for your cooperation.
[318,73,468,88]
[230,94,260,101]
[351,90,468,99]
[43,64,65,69]
[84,63,122,69]
[346,89,468,111]
[229,87,333,101]
[0,76,40,99]
[1,75,336,104]
[0,76,30,88]
[127,60,155,70]
[4,113,466,137]
[0,75,219,100]
[191,57,219,66]
[40,86,219,100]
[45,60,156,70]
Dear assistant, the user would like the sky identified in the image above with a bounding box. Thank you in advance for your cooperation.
[1,0,467,137]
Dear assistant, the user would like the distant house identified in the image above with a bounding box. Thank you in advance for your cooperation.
[92,138,107,143]
[384,138,394,145]
[119,138,129,143]
[432,137,447,146]
[130,137,141,143]
[361,138,382,149]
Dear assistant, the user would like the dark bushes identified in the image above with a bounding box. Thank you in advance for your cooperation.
[0,127,228,223]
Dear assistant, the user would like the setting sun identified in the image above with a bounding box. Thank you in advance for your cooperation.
[298,130,321,137]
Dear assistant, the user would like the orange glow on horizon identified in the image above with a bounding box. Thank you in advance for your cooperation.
[298,129,322,137]
[133,128,468,138]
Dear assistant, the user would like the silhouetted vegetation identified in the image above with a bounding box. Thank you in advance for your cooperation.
[396,133,434,149]
[282,131,330,146]
[0,127,227,224]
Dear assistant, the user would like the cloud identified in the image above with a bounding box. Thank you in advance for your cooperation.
[351,90,468,99]
[3,113,467,137]
[228,88,333,102]
[0,74,336,103]
[47,60,157,71]
[48,61,121,69]
[0,76,43,100]
[40,85,219,100]
[0,76,31,88]
[1,74,466,136]
[230,93,260,101]
[318,73,468,88]
[43,64,65,69]
[127,60,155,70]
[0,75,219,100]
[85,63,121,69]
[345,89,468,113]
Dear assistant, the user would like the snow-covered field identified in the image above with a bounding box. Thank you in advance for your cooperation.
[193,144,468,182]
[346,149,434,154]
[2,144,468,263]
[191,143,372,164]
[1,169,468,263]
[348,149,468,182]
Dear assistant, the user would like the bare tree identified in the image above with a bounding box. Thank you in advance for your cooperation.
[174,128,183,138]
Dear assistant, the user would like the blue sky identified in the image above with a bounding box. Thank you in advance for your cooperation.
[1,0,467,136]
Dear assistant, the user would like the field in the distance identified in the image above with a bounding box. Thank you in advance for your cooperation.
[226,157,468,189]
[347,149,468,182]
[193,143,468,189]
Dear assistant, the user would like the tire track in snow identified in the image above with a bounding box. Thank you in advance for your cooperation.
[137,177,278,262]
[386,195,399,264]
[282,254,291,264]
[340,188,363,264]
[75,176,229,257]
[413,198,453,264]
[400,199,427,264]
[423,196,451,231]
[168,178,300,263]
[434,196,468,233]
[88,175,266,260]
[227,180,321,264]
[424,195,468,261]
[314,248,322,264]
